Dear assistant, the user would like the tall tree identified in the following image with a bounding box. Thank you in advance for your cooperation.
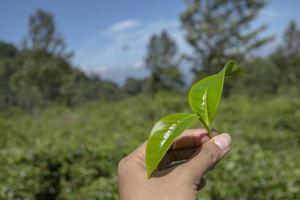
[145,30,184,93]
[0,41,17,58]
[0,42,18,109]
[181,0,273,78]
[123,77,145,95]
[271,20,300,94]
[23,9,72,58]
[9,51,73,110]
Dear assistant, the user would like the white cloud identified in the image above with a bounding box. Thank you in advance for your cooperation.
[99,19,190,59]
[75,19,191,84]
[79,65,109,76]
[108,19,140,33]
[133,59,145,70]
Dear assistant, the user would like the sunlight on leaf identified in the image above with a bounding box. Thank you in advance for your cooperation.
[188,60,243,136]
[145,113,198,177]
[145,60,243,177]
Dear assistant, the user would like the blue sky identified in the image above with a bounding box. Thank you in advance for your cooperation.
[1,0,300,84]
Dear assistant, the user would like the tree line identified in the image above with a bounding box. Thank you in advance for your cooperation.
[0,9,120,111]
[1,0,300,112]
[125,0,300,97]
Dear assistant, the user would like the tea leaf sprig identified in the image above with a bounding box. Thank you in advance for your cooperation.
[145,60,243,177]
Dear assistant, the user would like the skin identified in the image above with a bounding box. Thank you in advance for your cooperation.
[118,128,231,200]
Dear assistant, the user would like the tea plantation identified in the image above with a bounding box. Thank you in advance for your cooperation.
[1,93,300,200]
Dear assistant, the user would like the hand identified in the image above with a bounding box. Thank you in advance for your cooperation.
[117,129,231,200]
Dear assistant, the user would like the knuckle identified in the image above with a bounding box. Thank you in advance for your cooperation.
[117,156,130,176]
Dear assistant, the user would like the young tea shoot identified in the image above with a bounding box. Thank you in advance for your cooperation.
[145,60,243,177]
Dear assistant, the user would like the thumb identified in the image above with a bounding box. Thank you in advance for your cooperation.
[181,133,231,182]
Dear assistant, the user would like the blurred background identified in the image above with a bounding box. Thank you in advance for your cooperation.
[0,0,300,199]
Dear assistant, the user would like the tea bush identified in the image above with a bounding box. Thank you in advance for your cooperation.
[0,93,299,200]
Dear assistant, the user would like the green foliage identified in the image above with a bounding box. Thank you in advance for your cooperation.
[0,42,121,111]
[233,20,300,97]
[189,61,243,135]
[1,93,300,199]
[0,41,17,58]
[9,50,72,109]
[145,61,242,176]
[201,95,300,200]
[181,0,273,79]
[0,42,19,108]
[23,9,73,58]
[123,77,145,95]
[145,30,184,93]
[0,9,123,111]
[233,58,281,96]
[0,5,300,200]
[145,113,198,176]
[271,20,300,95]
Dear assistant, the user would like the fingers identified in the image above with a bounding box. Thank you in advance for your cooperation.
[158,130,221,170]
[127,129,226,177]
[181,133,231,182]
[172,129,210,149]
[133,129,220,170]
[159,129,210,169]
[133,129,211,166]
[129,129,209,172]
[158,147,196,169]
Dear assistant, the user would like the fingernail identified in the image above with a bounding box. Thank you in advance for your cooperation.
[213,133,231,152]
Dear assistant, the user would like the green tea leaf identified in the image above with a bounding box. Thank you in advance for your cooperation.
[145,113,198,177]
[188,60,242,135]
[145,60,242,177]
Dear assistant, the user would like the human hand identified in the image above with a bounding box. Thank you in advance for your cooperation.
[117,129,231,200]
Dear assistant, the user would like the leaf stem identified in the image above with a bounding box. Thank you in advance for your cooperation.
[206,127,213,139]
[199,118,213,138]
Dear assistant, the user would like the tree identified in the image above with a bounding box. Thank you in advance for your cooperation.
[9,51,73,110]
[233,58,280,96]
[123,77,145,95]
[60,70,121,106]
[0,42,19,109]
[23,9,72,58]
[271,20,300,94]
[181,0,273,78]
[0,10,124,111]
[145,30,184,93]
[0,41,17,58]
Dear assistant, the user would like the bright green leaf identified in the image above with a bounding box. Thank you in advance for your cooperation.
[145,113,198,177]
[188,60,243,136]
[145,60,243,177]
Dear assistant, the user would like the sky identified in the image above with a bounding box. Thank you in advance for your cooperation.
[1,0,300,84]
